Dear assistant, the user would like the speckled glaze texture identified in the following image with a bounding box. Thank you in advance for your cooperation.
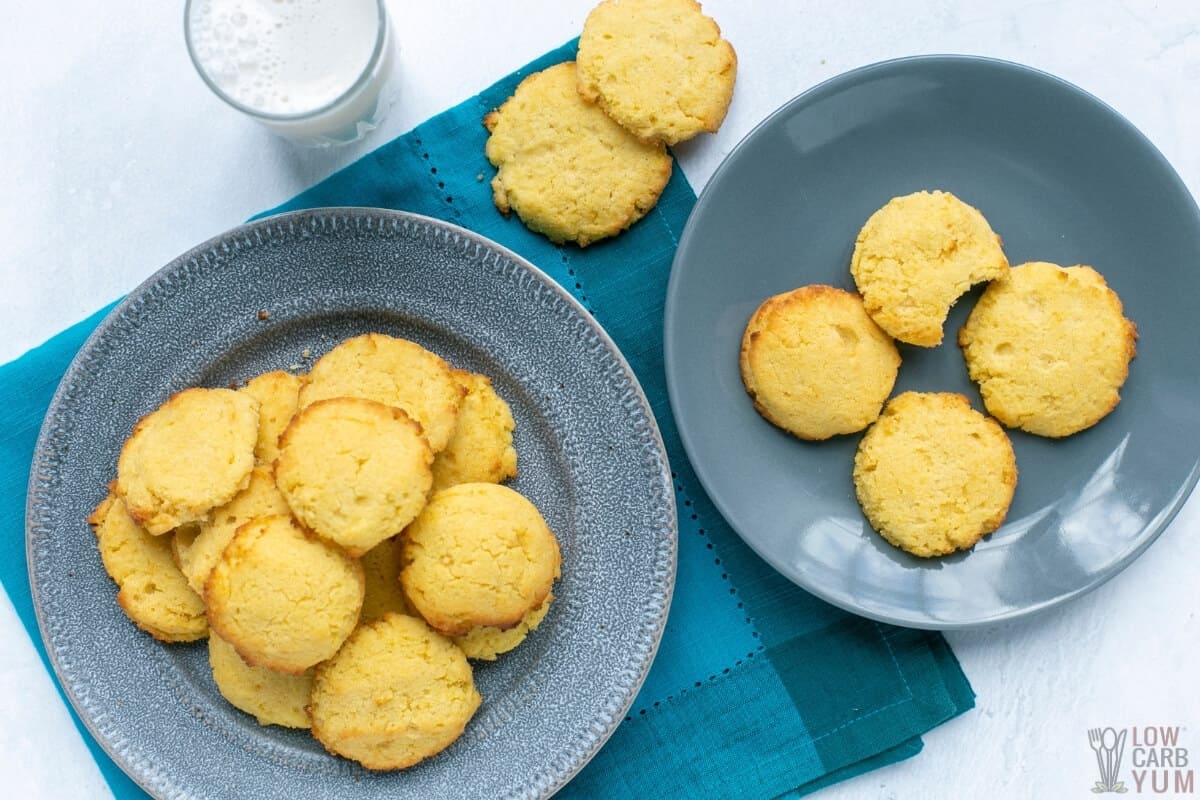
[665,55,1200,629]
[27,209,676,798]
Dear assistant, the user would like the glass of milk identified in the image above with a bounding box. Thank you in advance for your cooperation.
[185,0,395,147]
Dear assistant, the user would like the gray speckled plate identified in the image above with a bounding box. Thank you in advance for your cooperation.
[664,55,1200,629]
[28,208,675,798]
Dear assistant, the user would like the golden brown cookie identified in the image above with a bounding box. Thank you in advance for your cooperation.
[484,61,673,247]
[204,514,364,674]
[88,493,207,642]
[430,370,518,491]
[740,285,901,440]
[309,613,482,770]
[453,594,553,661]
[958,261,1137,437]
[358,535,415,624]
[240,370,302,466]
[401,483,561,636]
[275,397,434,557]
[116,387,259,535]
[208,630,314,729]
[853,392,1017,558]
[176,464,291,595]
[850,190,1010,347]
[298,333,464,454]
[576,0,737,145]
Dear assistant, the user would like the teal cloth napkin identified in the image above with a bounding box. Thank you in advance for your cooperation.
[0,40,973,798]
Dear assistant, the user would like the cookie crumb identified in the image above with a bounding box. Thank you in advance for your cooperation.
[257,310,271,321]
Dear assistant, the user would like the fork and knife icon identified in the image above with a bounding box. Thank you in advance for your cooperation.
[1088,727,1129,793]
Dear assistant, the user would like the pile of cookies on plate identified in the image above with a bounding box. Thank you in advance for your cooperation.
[740,190,1138,558]
[484,0,737,246]
[88,333,561,770]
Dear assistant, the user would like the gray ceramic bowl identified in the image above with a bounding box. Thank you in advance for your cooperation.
[28,209,676,798]
[665,55,1200,629]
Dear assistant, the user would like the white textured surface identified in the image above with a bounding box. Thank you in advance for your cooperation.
[1,1,1197,798]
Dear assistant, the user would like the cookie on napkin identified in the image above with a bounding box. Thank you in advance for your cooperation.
[576,0,737,145]
[484,61,673,247]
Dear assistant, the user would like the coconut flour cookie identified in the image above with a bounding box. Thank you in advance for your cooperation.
[958,261,1137,437]
[431,370,518,491]
[358,535,415,624]
[176,464,291,594]
[275,397,434,557]
[309,613,482,770]
[240,370,302,466]
[116,387,259,535]
[853,392,1017,558]
[484,61,673,247]
[453,594,553,661]
[208,630,314,729]
[88,493,208,642]
[205,514,364,673]
[401,483,561,636]
[850,190,1009,347]
[299,334,464,454]
[577,0,737,145]
[740,285,901,440]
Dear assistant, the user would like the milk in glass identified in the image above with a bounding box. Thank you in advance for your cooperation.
[186,0,394,145]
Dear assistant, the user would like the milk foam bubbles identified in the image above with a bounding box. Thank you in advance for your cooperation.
[186,0,393,144]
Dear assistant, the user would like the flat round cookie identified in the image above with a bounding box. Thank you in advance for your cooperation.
[299,334,464,454]
[205,514,364,673]
[88,493,207,642]
[116,387,259,535]
[740,285,901,440]
[853,392,1017,558]
[309,613,482,770]
[484,61,673,247]
[275,397,434,557]
[958,261,1137,437]
[850,190,1010,347]
[358,535,415,624]
[577,0,737,145]
[240,370,302,466]
[208,630,314,729]
[453,594,552,661]
[401,483,561,636]
[430,370,518,492]
[176,464,291,594]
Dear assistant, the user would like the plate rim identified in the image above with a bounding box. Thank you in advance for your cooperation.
[27,206,678,797]
[664,53,1200,630]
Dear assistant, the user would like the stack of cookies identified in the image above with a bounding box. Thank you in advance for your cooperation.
[484,0,737,246]
[741,190,1137,558]
[88,332,562,770]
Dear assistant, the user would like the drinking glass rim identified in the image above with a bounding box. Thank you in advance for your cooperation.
[183,0,389,123]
